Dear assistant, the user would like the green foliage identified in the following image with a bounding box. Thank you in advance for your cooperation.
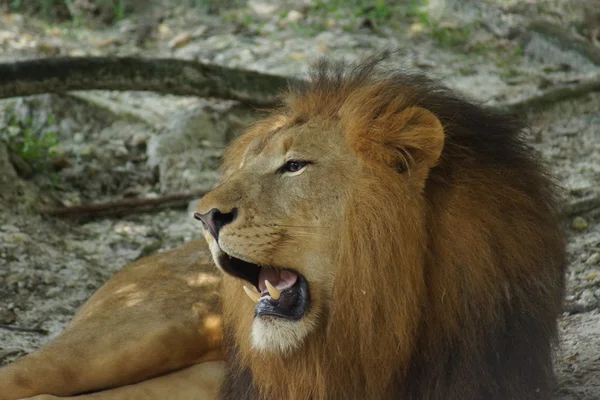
[193,0,246,14]
[405,0,429,25]
[430,25,472,48]
[310,0,393,23]
[279,0,398,37]
[1,110,59,172]
[403,0,491,52]
[7,0,129,24]
[112,0,127,20]
[495,43,525,71]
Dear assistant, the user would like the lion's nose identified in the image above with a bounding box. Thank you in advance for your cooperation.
[194,208,238,241]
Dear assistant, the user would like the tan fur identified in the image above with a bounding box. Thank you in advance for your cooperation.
[0,241,224,400]
[1,57,565,400]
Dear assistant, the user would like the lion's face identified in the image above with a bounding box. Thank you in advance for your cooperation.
[195,98,444,357]
[195,117,359,353]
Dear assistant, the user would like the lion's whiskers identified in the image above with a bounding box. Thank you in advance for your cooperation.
[279,230,330,239]
[273,224,326,229]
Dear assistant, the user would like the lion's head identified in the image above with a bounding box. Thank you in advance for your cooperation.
[195,57,566,399]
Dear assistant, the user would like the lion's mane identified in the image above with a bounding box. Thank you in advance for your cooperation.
[218,57,566,400]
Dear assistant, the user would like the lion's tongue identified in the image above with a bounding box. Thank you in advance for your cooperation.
[258,268,297,294]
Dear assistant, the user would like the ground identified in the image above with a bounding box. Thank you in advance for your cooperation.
[0,1,598,399]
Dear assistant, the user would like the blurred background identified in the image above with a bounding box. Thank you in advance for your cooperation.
[0,1,599,399]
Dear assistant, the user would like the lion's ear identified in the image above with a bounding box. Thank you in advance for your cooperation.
[385,106,445,173]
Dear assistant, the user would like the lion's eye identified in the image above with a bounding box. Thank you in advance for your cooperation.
[279,160,309,174]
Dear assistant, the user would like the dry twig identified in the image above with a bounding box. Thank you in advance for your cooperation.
[567,194,600,217]
[40,190,207,218]
[0,324,48,335]
[502,76,600,113]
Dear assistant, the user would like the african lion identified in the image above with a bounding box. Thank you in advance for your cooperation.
[1,57,566,400]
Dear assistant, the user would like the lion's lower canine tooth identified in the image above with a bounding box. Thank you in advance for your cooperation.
[243,286,260,303]
[265,280,281,301]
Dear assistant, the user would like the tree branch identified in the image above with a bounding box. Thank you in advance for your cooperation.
[502,76,600,113]
[528,19,600,66]
[0,324,48,335]
[566,194,600,217]
[0,57,297,107]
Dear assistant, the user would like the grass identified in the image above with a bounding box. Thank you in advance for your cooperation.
[5,0,128,24]
[6,0,248,23]
[1,109,59,172]
[430,25,473,48]
[277,0,398,37]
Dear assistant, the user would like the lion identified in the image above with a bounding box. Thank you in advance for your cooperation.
[1,56,566,400]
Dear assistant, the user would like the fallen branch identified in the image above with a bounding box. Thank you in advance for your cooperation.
[501,76,600,113]
[0,57,297,107]
[567,194,600,217]
[0,324,48,335]
[0,348,23,361]
[40,189,207,218]
[528,19,600,66]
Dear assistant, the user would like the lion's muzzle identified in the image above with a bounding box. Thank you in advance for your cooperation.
[194,207,238,241]
[214,250,311,322]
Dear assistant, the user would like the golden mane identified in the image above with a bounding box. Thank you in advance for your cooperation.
[216,57,566,399]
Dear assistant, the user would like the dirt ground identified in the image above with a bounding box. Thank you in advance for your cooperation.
[0,0,599,399]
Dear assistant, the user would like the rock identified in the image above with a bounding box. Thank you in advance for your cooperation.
[8,152,34,179]
[129,132,149,149]
[191,26,208,39]
[46,286,62,298]
[69,49,87,57]
[146,105,229,168]
[0,348,22,362]
[576,289,599,311]
[49,153,71,170]
[285,10,304,24]
[249,0,280,17]
[0,309,16,324]
[586,252,600,265]
[36,39,62,55]
[96,38,121,47]
[168,32,193,49]
[571,216,589,231]
[6,232,30,243]
[260,22,278,34]
[1,225,20,233]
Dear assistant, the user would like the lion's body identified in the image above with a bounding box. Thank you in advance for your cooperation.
[0,240,224,400]
[1,57,565,400]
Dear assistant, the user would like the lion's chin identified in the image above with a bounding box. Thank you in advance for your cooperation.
[251,314,316,354]
[213,247,311,327]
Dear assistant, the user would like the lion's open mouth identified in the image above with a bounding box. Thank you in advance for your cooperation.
[216,252,310,321]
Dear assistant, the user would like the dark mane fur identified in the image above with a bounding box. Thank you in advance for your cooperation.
[221,55,566,400]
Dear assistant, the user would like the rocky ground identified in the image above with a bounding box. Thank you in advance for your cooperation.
[0,0,599,398]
